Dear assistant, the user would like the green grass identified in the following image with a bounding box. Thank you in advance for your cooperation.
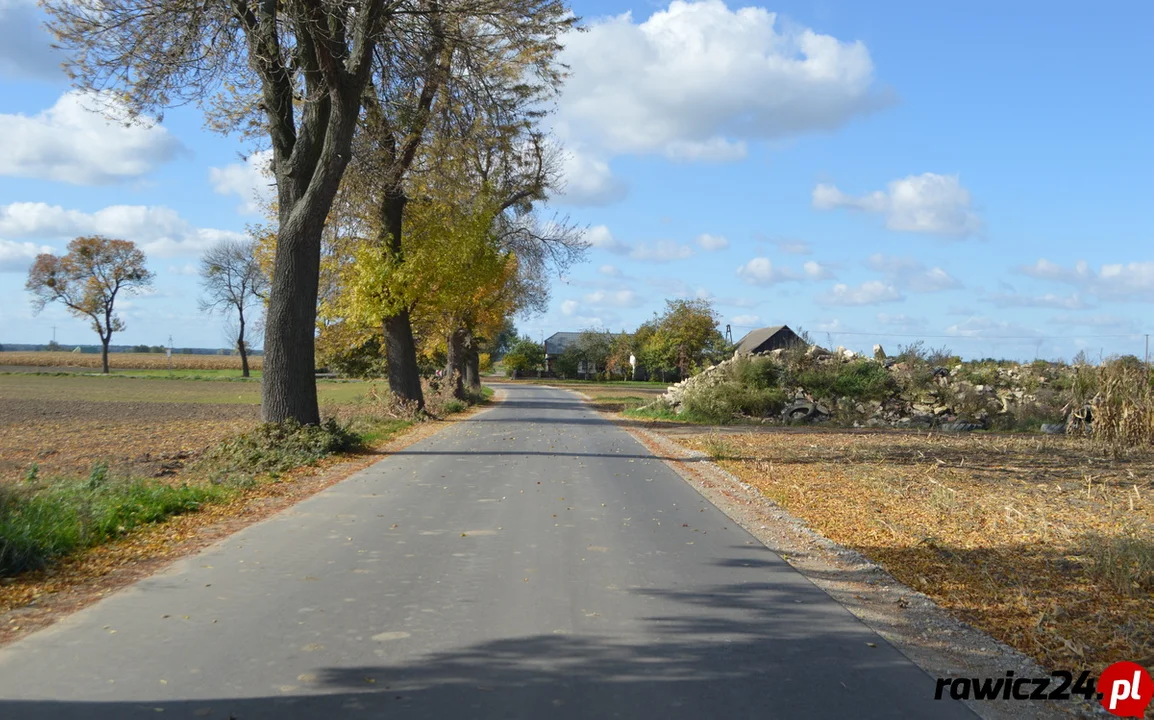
[0,473,235,575]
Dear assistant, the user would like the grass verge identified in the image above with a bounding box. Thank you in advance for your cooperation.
[0,384,490,579]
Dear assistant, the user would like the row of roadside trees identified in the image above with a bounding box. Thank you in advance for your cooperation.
[28,0,585,417]
[503,299,731,382]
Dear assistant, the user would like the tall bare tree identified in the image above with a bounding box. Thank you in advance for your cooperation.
[45,0,386,424]
[199,238,268,377]
[26,236,154,374]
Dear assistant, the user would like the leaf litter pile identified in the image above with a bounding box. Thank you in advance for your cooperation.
[675,428,1154,674]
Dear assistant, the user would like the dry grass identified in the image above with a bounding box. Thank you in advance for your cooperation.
[0,351,262,371]
[674,428,1154,673]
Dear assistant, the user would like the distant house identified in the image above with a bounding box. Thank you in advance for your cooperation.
[543,332,582,373]
[734,325,803,355]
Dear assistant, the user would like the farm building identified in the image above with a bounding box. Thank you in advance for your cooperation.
[543,331,582,373]
[734,325,803,355]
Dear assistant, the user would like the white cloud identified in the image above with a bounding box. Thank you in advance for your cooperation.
[736,257,798,286]
[875,313,927,331]
[665,137,748,162]
[0,238,53,272]
[557,147,627,206]
[0,91,181,185]
[556,0,883,161]
[0,0,62,80]
[583,289,641,307]
[1049,313,1136,331]
[760,236,811,254]
[802,260,834,279]
[814,173,981,237]
[582,225,630,254]
[695,233,729,251]
[560,299,580,315]
[0,202,245,258]
[597,264,622,277]
[1019,258,1154,301]
[630,239,694,262]
[730,314,761,326]
[866,254,962,292]
[818,281,902,306]
[209,149,274,215]
[988,291,1093,310]
[946,317,1043,338]
[167,264,199,277]
[816,318,850,333]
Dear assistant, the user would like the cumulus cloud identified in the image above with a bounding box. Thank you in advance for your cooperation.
[814,173,981,237]
[556,0,884,161]
[0,0,62,81]
[630,239,694,262]
[802,260,834,279]
[0,202,244,258]
[1019,258,1154,301]
[597,264,622,277]
[209,149,274,215]
[560,299,580,315]
[0,91,181,185]
[0,238,53,272]
[582,225,630,254]
[583,289,641,307]
[988,291,1093,310]
[758,236,811,254]
[818,281,902,306]
[736,257,799,286]
[730,314,761,326]
[866,254,962,292]
[695,233,729,251]
[556,147,627,206]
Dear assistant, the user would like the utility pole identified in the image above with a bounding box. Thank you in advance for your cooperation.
[725,324,732,344]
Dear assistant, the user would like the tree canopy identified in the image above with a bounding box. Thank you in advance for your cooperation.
[26,236,154,374]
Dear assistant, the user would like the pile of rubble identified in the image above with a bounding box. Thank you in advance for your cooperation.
[649,344,1081,431]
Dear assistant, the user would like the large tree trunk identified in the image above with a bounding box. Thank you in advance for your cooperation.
[464,343,481,394]
[383,310,424,405]
[262,208,325,425]
[445,326,469,400]
[237,311,250,378]
[379,192,425,409]
[100,335,110,374]
[262,85,363,425]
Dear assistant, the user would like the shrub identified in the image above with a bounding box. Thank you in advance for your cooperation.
[794,360,895,402]
[681,382,786,423]
[195,418,361,483]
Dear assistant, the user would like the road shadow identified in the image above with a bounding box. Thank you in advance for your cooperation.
[0,549,981,719]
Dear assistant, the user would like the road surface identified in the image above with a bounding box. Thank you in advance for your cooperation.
[0,384,973,718]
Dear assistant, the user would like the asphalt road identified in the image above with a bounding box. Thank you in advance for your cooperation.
[0,384,974,718]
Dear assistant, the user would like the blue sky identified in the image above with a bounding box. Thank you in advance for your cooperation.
[1,0,1151,361]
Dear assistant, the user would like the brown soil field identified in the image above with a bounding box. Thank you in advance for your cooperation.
[0,398,259,481]
[670,428,1154,674]
[0,375,369,482]
[0,351,262,371]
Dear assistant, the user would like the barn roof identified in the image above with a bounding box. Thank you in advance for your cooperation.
[735,325,795,354]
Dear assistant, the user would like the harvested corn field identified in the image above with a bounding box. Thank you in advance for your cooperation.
[670,428,1154,674]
